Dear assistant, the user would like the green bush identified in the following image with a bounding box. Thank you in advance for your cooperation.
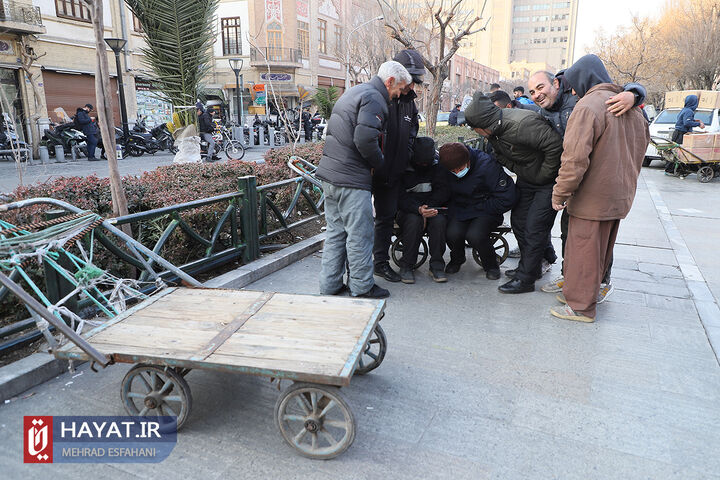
[432,125,476,146]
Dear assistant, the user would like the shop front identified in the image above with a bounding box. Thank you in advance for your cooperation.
[42,70,120,125]
[135,79,173,128]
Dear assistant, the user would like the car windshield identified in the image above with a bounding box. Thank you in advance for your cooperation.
[437,113,450,121]
[654,109,713,125]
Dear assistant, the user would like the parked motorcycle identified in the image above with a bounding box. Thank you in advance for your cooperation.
[0,126,30,162]
[43,122,88,158]
[150,123,178,154]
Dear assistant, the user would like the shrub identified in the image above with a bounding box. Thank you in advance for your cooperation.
[432,125,476,146]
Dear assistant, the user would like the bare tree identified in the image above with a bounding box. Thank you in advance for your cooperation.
[17,35,46,160]
[377,0,489,135]
[342,16,396,86]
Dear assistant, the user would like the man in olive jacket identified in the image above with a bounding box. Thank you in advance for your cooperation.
[551,54,650,323]
[464,92,563,294]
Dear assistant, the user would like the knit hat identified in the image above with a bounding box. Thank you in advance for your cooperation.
[393,49,425,83]
[464,92,502,132]
[411,136,436,166]
[438,142,469,171]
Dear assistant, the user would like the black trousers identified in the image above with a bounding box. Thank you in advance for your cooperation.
[446,215,501,270]
[560,204,612,283]
[397,211,447,271]
[373,182,400,266]
[304,126,312,141]
[511,182,558,283]
[86,133,98,159]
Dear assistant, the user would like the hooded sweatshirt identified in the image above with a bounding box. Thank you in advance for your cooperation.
[552,54,650,221]
[674,95,702,133]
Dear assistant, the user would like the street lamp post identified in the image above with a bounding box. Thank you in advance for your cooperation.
[229,58,244,125]
[104,38,129,138]
[344,15,383,91]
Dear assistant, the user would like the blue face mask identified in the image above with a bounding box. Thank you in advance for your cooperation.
[453,166,469,178]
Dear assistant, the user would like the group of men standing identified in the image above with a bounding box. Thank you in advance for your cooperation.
[316,50,650,323]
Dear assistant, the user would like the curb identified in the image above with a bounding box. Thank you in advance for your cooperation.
[0,233,325,401]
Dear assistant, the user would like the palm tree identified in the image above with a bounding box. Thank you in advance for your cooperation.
[313,86,340,121]
[125,0,219,127]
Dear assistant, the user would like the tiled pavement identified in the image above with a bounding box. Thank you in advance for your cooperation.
[1,167,719,479]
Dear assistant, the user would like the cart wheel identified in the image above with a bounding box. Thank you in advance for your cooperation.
[472,232,510,268]
[275,382,356,459]
[390,237,428,270]
[121,364,192,429]
[354,324,387,375]
[698,166,714,183]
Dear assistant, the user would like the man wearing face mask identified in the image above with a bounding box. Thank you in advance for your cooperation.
[439,143,517,279]
[396,136,450,284]
[371,49,424,284]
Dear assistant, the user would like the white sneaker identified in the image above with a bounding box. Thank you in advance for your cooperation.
[597,282,614,304]
[541,275,564,293]
[541,260,553,276]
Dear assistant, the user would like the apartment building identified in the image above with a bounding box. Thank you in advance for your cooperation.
[445,53,500,110]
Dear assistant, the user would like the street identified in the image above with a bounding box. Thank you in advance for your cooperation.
[1,166,719,479]
[0,147,271,195]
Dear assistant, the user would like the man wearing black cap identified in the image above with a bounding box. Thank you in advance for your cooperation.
[75,103,99,161]
[396,136,449,284]
[372,48,425,283]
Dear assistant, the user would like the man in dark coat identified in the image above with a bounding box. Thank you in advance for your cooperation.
[302,108,313,141]
[75,103,99,161]
[316,61,411,299]
[448,104,461,126]
[371,49,423,283]
[464,92,563,294]
[439,142,517,279]
[396,136,450,284]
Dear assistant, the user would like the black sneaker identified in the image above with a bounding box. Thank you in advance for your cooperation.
[357,284,390,298]
[399,267,415,284]
[505,268,518,278]
[498,277,535,293]
[374,263,401,282]
[429,268,448,283]
[445,262,462,274]
[486,268,501,280]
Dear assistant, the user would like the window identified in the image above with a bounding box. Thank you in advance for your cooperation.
[221,17,242,55]
[513,16,530,23]
[297,21,309,58]
[267,22,282,60]
[334,25,342,56]
[55,0,90,22]
[132,14,143,33]
[533,3,550,10]
[553,2,571,8]
[318,19,327,54]
[514,5,531,11]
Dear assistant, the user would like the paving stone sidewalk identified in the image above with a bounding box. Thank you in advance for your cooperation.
[0,168,719,479]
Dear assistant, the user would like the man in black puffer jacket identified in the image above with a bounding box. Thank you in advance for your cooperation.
[317,61,411,299]
[75,104,99,161]
[439,143,517,280]
[396,136,449,284]
[464,92,563,294]
[372,49,423,284]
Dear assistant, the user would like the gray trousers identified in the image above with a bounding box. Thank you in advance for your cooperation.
[319,182,374,296]
[201,132,215,158]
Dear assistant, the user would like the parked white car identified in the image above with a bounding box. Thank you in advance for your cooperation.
[644,107,720,166]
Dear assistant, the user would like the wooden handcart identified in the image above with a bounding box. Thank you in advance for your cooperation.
[650,136,720,183]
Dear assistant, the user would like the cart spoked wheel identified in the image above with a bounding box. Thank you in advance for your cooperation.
[354,324,387,375]
[472,232,510,268]
[390,237,428,270]
[121,364,193,429]
[698,166,714,183]
[275,382,356,459]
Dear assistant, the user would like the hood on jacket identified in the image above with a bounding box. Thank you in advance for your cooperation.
[684,94,699,110]
[563,54,612,98]
[411,136,436,167]
[464,92,502,132]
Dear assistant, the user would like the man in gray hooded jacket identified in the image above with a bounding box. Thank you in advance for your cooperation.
[317,61,411,299]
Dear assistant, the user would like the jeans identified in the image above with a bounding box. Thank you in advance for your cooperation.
[201,132,215,158]
[372,182,400,267]
[446,215,501,270]
[397,211,447,271]
[86,133,98,159]
[319,182,375,296]
[511,182,558,283]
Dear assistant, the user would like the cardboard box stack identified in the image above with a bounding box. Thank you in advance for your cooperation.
[699,91,720,109]
[665,90,704,108]
[681,133,720,161]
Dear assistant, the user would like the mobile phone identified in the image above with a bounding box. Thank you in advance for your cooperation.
[427,207,448,210]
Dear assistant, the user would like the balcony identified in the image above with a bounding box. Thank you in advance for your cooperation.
[0,2,46,35]
[250,47,303,68]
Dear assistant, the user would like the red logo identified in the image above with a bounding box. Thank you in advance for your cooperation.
[24,416,53,463]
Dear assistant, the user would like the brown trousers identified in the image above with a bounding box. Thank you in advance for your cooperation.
[562,216,620,318]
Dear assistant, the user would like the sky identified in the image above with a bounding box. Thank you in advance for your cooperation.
[573,0,664,62]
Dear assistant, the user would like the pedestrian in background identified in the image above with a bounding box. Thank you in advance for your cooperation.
[316,60,412,299]
[550,54,650,323]
[75,104,99,161]
[667,94,705,173]
[448,104,461,126]
[197,106,217,161]
[302,108,313,142]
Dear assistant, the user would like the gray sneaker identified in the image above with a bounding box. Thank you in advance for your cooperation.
[597,282,614,303]
[399,267,415,284]
[541,260,553,276]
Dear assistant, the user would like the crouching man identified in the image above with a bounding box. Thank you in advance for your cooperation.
[439,143,517,279]
[396,136,450,284]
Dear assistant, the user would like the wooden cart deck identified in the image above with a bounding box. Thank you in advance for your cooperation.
[56,287,386,386]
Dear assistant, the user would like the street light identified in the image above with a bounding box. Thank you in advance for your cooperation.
[345,15,383,91]
[104,37,129,138]
[229,58,244,125]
